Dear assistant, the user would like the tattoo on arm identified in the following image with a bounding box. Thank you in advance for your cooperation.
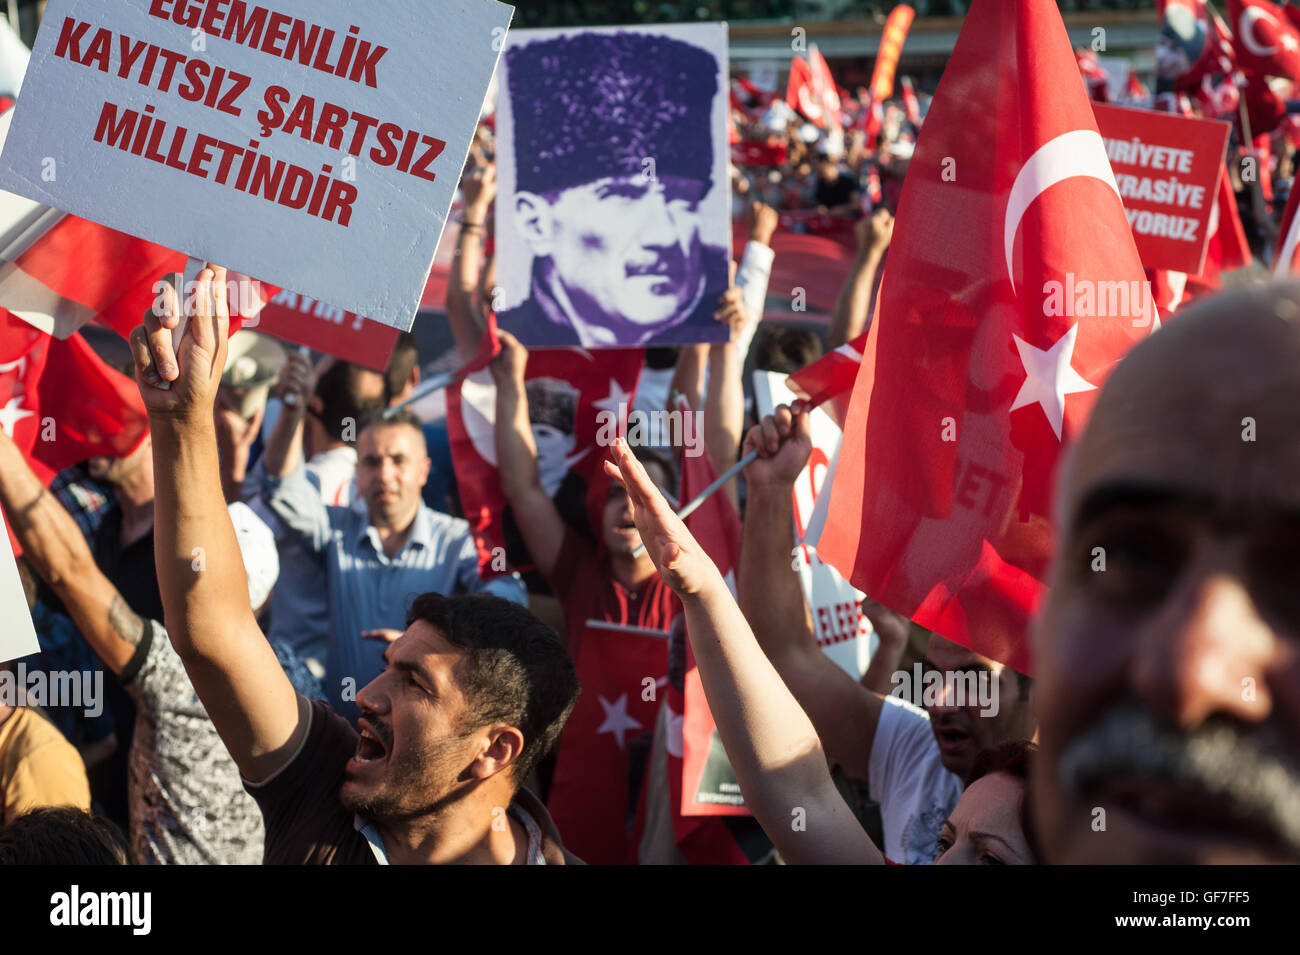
[108,594,144,647]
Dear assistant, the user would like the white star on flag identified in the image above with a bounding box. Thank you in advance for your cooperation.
[595,693,643,750]
[1009,324,1096,440]
[592,378,634,416]
[0,396,34,437]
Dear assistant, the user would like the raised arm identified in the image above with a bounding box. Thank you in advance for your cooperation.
[129,267,306,783]
[737,406,884,781]
[705,267,748,508]
[604,436,881,865]
[827,208,892,351]
[0,432,141,674]
[257,351,314,478]
[447,162,495,361]
[491,330,565,579]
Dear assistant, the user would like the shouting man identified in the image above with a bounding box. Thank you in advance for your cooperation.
[129,268,582,865]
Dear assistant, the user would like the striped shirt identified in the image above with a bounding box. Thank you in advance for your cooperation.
[255,464,527,724]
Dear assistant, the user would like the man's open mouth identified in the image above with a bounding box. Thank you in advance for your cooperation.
[933,723,971,751]
[354,719,389,764]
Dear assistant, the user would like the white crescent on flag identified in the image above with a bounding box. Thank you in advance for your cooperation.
[1240,7,1295,56]
[1003,129,1123,295]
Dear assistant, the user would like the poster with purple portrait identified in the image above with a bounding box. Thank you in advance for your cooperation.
[496,23,732,349]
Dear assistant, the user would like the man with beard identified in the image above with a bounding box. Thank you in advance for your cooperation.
[498,31,730,348]
[254,392,528,725]
[1032,284,1300,864]
[129,267,581,864]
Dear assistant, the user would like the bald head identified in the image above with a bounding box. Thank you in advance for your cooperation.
[1059,283,1300,529]
[1033,284,1300,865]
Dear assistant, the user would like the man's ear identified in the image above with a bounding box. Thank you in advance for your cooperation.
[467,724,526,781]
[514,192,554,254]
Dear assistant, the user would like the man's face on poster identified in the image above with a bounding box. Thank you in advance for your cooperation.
[515,173,710,335]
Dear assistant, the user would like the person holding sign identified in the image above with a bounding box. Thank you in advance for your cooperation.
[129,267,582,865]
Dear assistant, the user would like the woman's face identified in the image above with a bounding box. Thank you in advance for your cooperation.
[933,771,1035,865]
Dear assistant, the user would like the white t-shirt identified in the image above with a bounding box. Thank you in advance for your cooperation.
[868,695,963,865]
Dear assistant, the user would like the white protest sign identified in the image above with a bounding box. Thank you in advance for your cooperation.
[0,0,512,332]
[0,506,40,665]
[754,370,874,679]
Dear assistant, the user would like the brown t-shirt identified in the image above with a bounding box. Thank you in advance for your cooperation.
[244,699,580,864]
[0,706,92,825]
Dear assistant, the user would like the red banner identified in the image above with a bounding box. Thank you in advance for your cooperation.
[1094,103,1230,274]
[253,291,400,372]
[870,5,915,101]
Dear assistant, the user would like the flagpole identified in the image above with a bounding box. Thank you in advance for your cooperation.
[1208,0,1275,249]
[630,447,758,559]
[384,367,461,418]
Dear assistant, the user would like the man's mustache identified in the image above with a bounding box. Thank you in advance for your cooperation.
[1058,700,1300,857]
[625,246,687,280]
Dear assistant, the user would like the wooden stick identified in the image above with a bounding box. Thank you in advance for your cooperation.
[631,447,758,558]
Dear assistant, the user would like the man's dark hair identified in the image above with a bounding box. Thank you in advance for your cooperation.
[405,593,579,785]
[633,445,678,500]
[313,360,385,443]
[0,808,128,865]
[358,407,427,453]
[963,740,1040,864]
[384,333,420,406]
[754,325,823,374]
[1016,671,1033,703]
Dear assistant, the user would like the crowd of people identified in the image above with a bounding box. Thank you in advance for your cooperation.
[1,28,1298,868]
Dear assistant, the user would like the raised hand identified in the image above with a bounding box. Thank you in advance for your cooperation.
[747,200,779,246]
[602,437,724,599]
[488,328,528,388]
[130,265,230,423]
[462,161,497,217]
[858,206,894,255]
[273,350,316,418]
[713,261,749,338]
[742,404,813,490]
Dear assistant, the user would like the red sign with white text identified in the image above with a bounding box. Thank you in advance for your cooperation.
[1094,103,1230,274]
[253,290,399,371]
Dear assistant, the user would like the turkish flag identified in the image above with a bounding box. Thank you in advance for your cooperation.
[817,0,1156,676]
[1273,168,1300,274]
[446,346,643,575]
[788,333,868,428]
[786,47,842,129]
[546,620,667,865]
[901,76,923,124]
[0,308,148,552]
[1159,0,1237,92]
[1228,0,1300,81]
